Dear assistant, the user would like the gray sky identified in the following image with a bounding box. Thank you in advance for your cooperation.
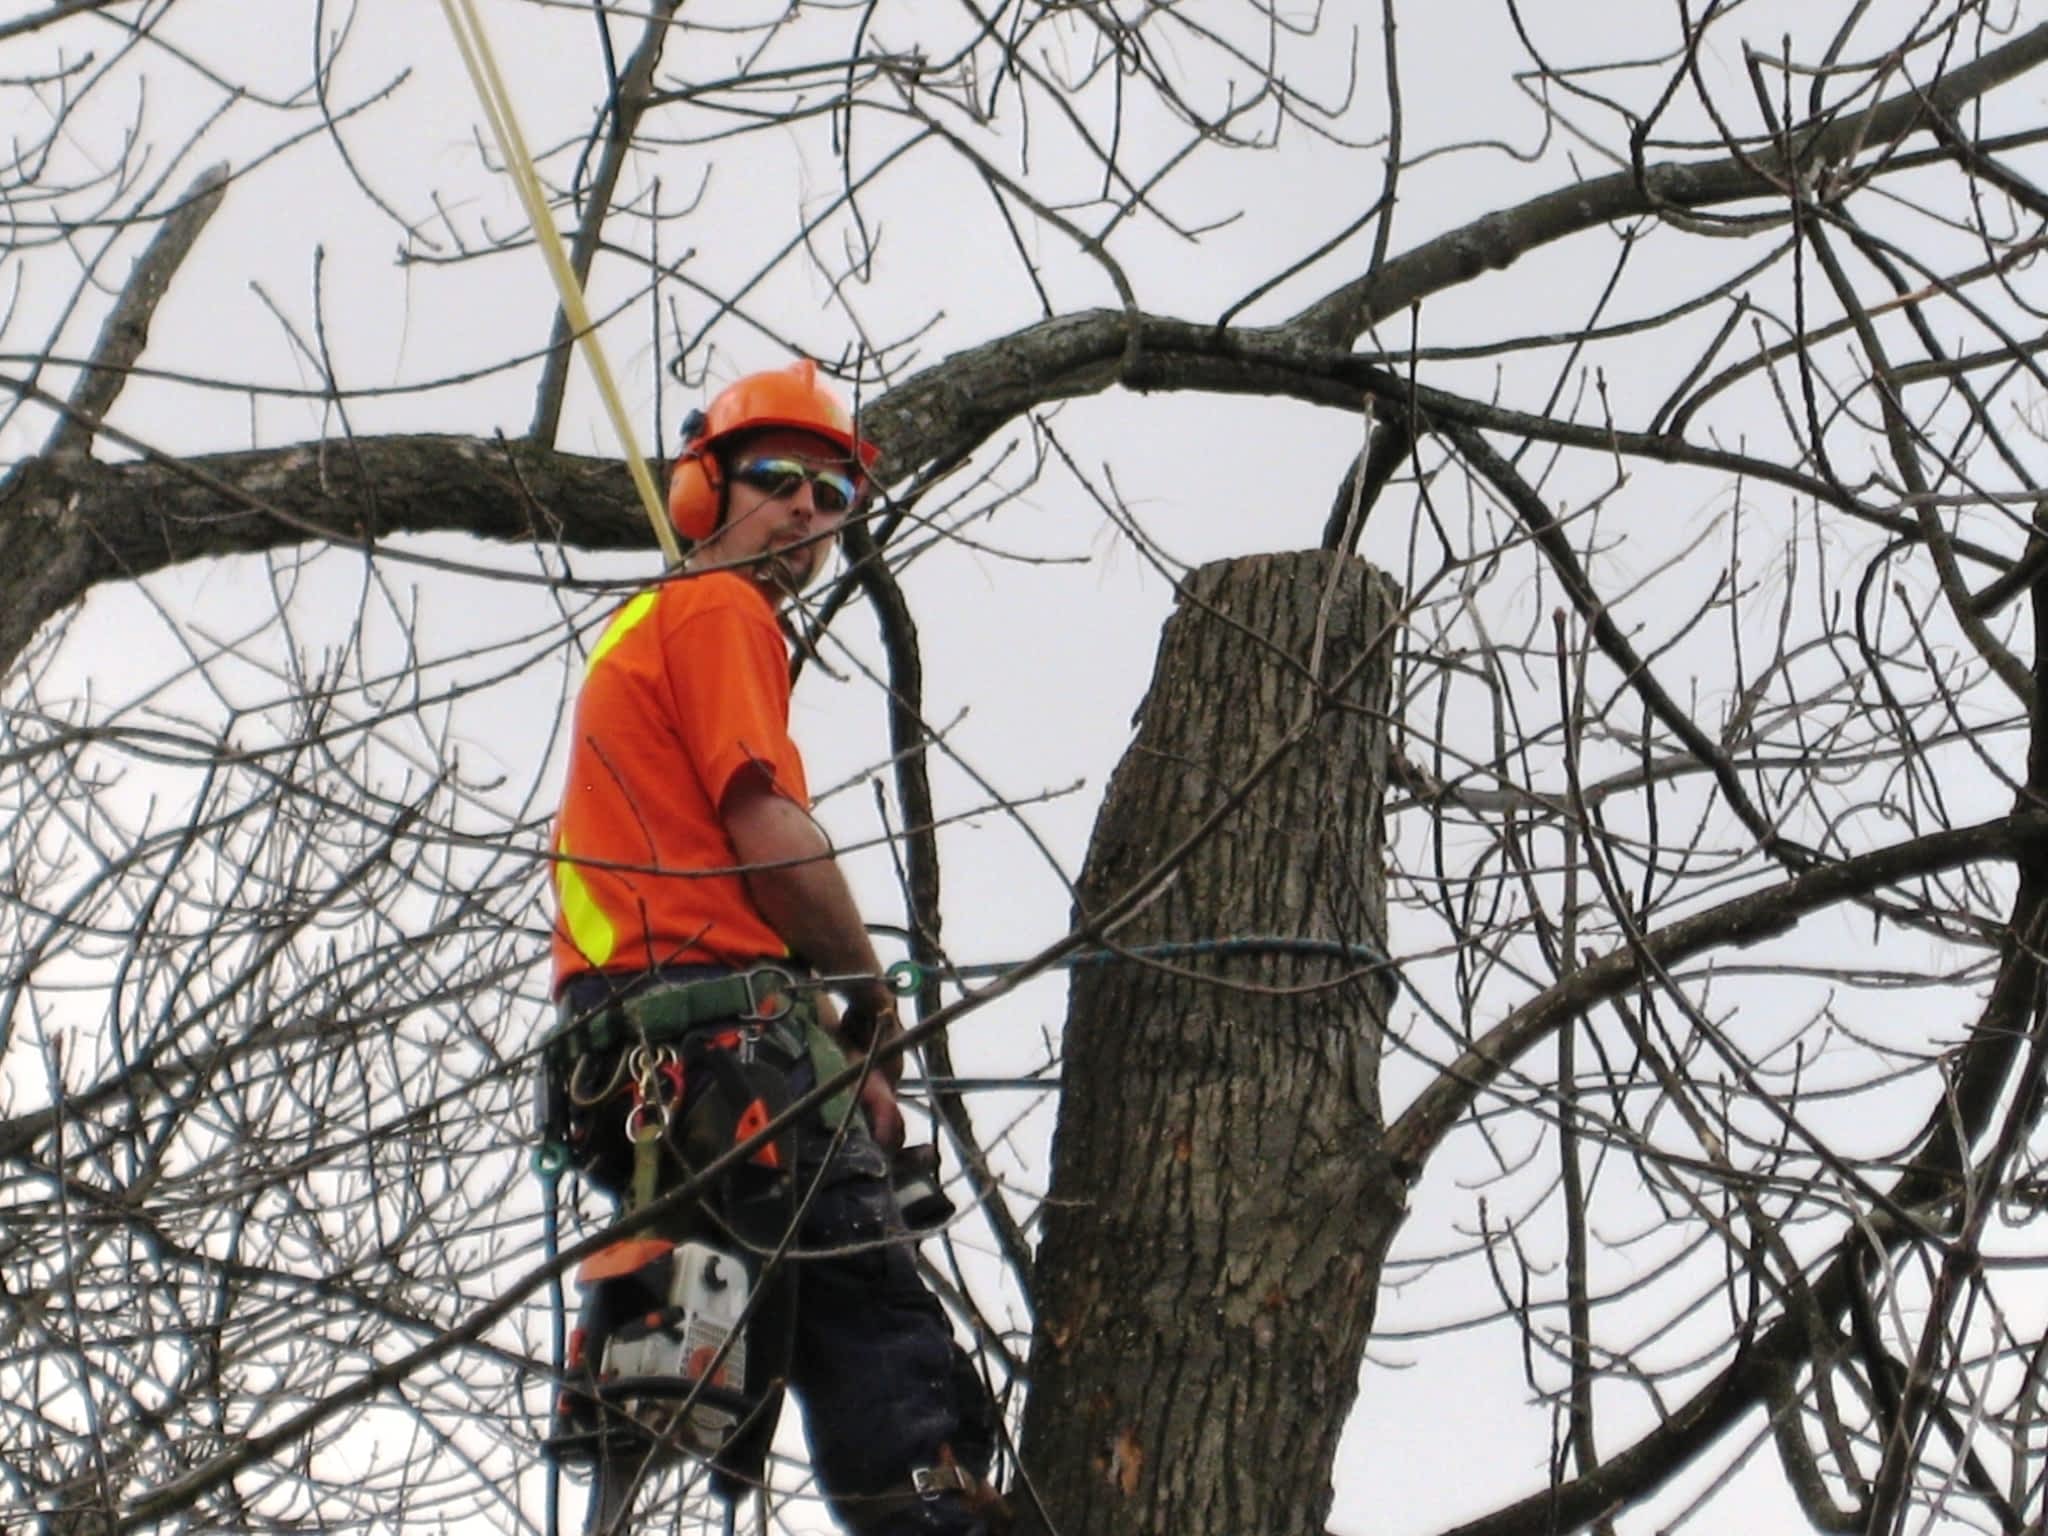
[7,1,2047,1531]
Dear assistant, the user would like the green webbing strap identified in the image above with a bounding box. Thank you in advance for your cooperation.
[629,1118,664,1212]
[804,1023,858,1130]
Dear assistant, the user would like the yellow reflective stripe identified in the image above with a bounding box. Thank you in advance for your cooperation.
[559,594,656,967]
[555,835,616,967]
[587,590,657,675]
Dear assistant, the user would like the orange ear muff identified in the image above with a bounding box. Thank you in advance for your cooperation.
[666,448,722,542]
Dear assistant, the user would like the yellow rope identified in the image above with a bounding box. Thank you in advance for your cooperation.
[439,0,683,566]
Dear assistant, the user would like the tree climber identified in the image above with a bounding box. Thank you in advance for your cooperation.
[541,360,1000,1535]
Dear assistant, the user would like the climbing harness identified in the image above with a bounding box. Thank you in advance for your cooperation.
[537,959,919,1068]
[540,979,816,1516]
[534,959,970,1533]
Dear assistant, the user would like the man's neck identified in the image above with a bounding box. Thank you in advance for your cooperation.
[685,553,793,608]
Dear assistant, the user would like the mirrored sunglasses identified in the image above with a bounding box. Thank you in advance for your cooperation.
[730,456,860,516]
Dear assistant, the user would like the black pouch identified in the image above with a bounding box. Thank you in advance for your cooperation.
[534,1061,570,1152]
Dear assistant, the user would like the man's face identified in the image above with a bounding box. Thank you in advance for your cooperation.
[696,427,862,597]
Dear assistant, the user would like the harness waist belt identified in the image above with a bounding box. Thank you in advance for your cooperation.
[544,965,809,1065]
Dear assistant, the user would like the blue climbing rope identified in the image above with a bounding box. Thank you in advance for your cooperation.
[983,935,1394,978]
[878,934,1400,985]
[887,938,1401,1095]
[532,1143,569,1536]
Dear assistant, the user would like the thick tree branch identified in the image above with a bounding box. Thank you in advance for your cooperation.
[1289,20,2048,344]
[1386,813,2048,1174]
[5,23,2044,695]
[5,309,2019,678]
[0,422,652,670]
[0,0,127,43]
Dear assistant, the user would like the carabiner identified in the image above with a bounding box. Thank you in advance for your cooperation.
[624,1099,666,1141]
[627,1044,676,1103]
[805,960,925,996]
[569,1050,628,1108]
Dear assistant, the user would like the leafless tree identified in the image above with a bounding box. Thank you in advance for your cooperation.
[6,3,2048,1535]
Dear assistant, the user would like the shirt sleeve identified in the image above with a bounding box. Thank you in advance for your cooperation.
[661,589,809,811]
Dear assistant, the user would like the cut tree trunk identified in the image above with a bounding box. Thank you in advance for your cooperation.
[1015,551,1407,1536]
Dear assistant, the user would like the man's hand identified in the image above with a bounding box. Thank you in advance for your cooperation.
[814,989,907,1152]
[839,985,904,1086]
[842,985,907,1150]
[858,1073,906,1154]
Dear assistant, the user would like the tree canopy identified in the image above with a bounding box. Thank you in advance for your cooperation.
[6,3,2048,1534]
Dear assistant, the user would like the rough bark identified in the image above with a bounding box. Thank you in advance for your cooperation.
[1015,552,1404,1536]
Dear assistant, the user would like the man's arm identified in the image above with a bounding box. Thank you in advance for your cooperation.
[721,766,907,1144]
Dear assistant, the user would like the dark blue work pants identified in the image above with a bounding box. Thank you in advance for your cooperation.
[783,1091,987,1535]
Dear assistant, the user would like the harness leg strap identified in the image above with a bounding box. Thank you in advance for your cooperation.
[839,1454,1010,1536]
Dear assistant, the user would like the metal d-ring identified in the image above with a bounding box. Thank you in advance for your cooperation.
[740,964,798,1022]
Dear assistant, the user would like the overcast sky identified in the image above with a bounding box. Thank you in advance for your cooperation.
[7,2,2047,1532]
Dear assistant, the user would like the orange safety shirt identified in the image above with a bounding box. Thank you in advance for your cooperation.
[550,571,807,990]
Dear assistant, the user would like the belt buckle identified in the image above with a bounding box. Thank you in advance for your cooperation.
[740,964,798,1022]
[911,1467,943,1501]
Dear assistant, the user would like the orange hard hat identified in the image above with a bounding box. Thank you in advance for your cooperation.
[666,359,881,542]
